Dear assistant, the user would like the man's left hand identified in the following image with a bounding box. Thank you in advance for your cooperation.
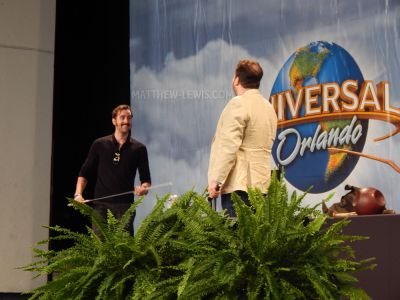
[135,182,151,196]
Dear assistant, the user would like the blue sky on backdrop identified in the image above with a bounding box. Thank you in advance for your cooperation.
[129,0,400,224]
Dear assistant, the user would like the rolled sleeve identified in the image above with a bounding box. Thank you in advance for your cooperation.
[79,141,99,180]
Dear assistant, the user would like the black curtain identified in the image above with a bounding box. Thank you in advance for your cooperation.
[50,0,130,249]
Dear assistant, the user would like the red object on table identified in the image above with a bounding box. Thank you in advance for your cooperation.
[353,187,386,215]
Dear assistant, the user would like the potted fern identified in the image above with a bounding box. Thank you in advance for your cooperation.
[23,171,374,299]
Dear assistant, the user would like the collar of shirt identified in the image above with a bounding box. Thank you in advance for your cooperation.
[242,89,260,96]
[111,134,132,148]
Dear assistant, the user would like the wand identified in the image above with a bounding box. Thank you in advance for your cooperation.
[68,182,173,206]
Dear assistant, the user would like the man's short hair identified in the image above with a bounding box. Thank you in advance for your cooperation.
[235,59,263,89]
[112,104,133,119]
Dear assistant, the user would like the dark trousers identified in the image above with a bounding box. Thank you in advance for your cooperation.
[92,201,135,235]
[221,190,250,217]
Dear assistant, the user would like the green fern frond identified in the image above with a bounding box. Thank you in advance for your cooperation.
[67,198,108,238]
[118,196,143,231]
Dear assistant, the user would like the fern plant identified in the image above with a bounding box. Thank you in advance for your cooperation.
[23,198,145,299]
[170,171,375,299]
[23,171,374,299]
[23,192,200,300]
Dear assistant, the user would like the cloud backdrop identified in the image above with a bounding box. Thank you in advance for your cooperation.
[130,0,400,226]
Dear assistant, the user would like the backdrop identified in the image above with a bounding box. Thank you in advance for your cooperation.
[129,0,400,223]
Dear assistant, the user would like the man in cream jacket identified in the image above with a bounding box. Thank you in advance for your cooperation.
[208,59,278,217]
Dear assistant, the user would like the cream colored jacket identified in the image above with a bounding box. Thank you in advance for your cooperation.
[208,89,277,194]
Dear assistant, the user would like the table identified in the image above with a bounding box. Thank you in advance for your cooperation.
[328,214,400,299]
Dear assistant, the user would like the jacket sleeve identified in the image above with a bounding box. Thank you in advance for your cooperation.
[209,98,248,184]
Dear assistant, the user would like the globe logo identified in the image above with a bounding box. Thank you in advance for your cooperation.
[270,41,368,193]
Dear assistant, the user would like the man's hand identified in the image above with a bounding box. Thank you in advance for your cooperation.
[73,194,86,203]
[208,180,221,199]
[135,182,151,196]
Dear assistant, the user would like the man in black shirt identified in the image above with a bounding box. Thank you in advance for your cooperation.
[74,104,151,235]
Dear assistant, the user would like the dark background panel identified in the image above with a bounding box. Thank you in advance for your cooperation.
[51,0,130,247]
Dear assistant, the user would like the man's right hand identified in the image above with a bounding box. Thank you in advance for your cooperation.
[73,194,86,203]
[208,180,221,199]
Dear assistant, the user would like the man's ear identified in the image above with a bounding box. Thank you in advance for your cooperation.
[233,75,240,87]
[112,118,116,126]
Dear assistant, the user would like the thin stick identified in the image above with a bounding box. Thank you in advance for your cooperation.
[68,182,173,206]
[328,147,400,173]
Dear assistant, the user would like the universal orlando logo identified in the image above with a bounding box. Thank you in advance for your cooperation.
[269,41,399,192]
[271,80,395,165]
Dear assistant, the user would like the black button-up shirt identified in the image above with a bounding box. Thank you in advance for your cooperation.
[79,135,151,203]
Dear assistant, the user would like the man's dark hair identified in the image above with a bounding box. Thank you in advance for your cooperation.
[112,104,133,119]
[235,59,263,89]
